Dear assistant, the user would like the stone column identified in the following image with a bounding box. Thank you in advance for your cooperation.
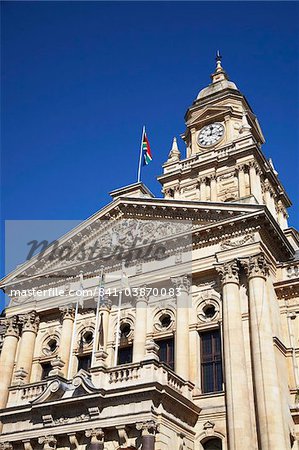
[244,254,288,450]
[16,311,39,383]
[133,289,149,363]
[216,261,254,450]
[198,177,207,201]
[85,428,104,450]
[264,180,277,218]
[136,420,158,450]
[172,275,191,380]
[0,316,20,409]
[58,306,75,377]
[210,174,218,201]
[277,200,289,230]
[190,128,197,155]
[249,162,262,203]
[237,165,246,198]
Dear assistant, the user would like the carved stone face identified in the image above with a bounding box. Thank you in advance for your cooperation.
[197,122,225,147]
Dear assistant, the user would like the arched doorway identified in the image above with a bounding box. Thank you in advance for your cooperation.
[202,437,222,450]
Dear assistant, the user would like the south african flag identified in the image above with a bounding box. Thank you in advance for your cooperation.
[142,131,153,166]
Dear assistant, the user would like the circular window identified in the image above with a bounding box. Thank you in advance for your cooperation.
[160,314,171,329]
[203,305,216,319]
[42,336,59,356]
[48,338,58,353]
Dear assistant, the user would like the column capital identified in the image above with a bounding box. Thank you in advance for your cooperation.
[135,286,149,304]
[0,443,13,450]
[243,254,269,279]
[216,260,239,285]
[20,311,39,334]
[38,435,57,450]
[99,294,112,311]
[85,428,104,443]
[136,420,159,436]
[4,315,20,338]
[236,163,247,172]
[171,275,191,294]
[59,305,75,321]
[210,173,217,181]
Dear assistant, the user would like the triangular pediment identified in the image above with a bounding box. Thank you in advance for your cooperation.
[186,105,232,127]
[1,197,264,293]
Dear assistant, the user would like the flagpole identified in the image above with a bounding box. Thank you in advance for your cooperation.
[137,125,145,183]
[67,270,83,379]
[91,266,104,367]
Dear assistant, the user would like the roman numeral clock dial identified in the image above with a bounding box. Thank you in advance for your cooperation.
[197,122,225,147]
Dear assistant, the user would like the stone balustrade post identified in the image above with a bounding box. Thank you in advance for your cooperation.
[85,428,104,450]
[216,261,254,450]
[15,311,39,383]
[133,288,149,363]
[0,316,20,409]
[244,254,288,450]
[136,420,158,450]
[58,306,75,377]
[171,275,191,380]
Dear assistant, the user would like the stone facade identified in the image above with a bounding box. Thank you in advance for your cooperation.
[0,57,298,450]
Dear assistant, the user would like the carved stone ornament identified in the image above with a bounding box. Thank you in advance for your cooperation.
[38,435,57,450]
[220,234,254,250]
[20,311,40,334]
[171,275,191,294]
[136,420,159,436]
[59,305,75,321]
[85,428,104,444]
[216,260,239,284]
[4,315,20,338]
[243,254,269,279]
[0,443,13,450]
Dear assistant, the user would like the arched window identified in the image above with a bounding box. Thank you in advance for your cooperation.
[203,437,222,450]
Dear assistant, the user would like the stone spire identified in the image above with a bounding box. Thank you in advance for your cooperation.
[211,50,229,84]
[167,137,181,162]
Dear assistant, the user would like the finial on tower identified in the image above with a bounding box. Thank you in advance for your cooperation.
[216,50,222,69]
[211,50,228,83]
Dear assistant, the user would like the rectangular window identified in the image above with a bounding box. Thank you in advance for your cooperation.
[155,338,174,371]
[41,362,52,379]
[117,345,133,365]
[200,330,223,393]
[77,354,91,371]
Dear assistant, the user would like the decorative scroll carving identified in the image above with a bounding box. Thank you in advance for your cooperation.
[171,275,191,294]
[216,260,239,284]
[4,315,20,338]
[85,428,104,448]
[220,234,254,250]
[243,254,269,279]
[59,306,75,321]
[136,420,159,436]
[38,435,57,450]
[20,311,39,334]
[0,443,13,450]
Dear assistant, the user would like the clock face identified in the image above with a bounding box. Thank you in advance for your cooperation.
[198,122,225,147]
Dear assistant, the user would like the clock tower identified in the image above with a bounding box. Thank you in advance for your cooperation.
[158,52,290,230]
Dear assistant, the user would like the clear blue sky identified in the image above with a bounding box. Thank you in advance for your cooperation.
[1,1,299,296]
